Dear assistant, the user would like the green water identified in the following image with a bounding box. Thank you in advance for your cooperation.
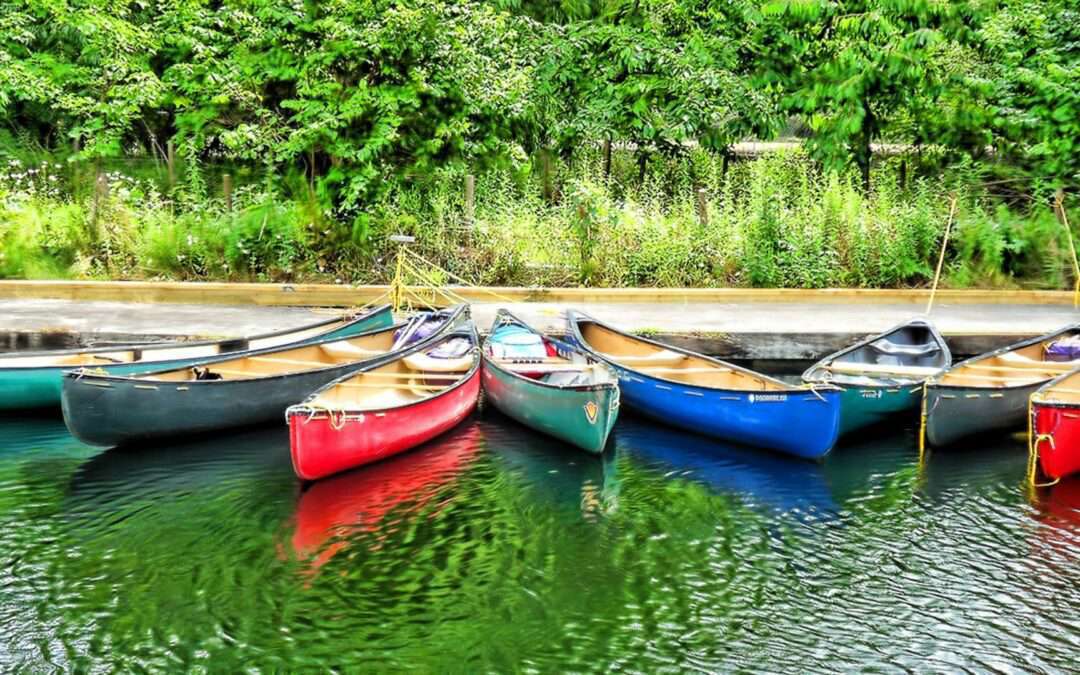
[1,412,1079,671]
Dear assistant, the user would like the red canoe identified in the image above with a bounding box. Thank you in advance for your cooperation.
[287,326,481,481]
[1031,368,1080,481]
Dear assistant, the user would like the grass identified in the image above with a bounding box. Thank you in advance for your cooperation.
[0,147,1076,290]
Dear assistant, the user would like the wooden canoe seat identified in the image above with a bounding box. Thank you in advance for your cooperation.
[503,362,592,374]
[825,362,941,377]
[403,352,473,373]
[600,350,686,367]
[998,352,1041,364]
[319,342,383,360]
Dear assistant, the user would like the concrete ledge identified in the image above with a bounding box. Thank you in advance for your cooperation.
[0,280,1073,306]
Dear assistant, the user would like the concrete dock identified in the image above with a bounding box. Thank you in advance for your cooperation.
[3,297,1075,358]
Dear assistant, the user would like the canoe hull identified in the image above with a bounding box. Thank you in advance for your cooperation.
[1032,402,1080,481]
[481,358,619,454]
[289,370,481,481]
[614,373,840,459]
[836,384,921,436]
[0,307,393,412]
[924,382,1039,448]
[62,359,398,447]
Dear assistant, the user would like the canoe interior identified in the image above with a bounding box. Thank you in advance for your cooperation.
[306,334,477,412]
[1037,369,1080,405]
[804,320,949,385]
[938,327,1080,389]
[0,312,373,369]
[111,326,401,382]
[577,321,786,391]
[487,315,615,389]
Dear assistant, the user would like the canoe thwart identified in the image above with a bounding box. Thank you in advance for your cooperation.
[825,362,942,377]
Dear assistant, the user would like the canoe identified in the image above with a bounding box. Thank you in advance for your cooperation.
[565,311,842,460]
[924,324,1080,448]
[1030,367,1080,481]
[482,309,619,454]
[0,304,393,411]
[60,306,466,446]
[802,318,951,436]
[287,322,481,480]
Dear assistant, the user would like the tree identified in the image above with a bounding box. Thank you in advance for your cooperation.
[758,0,981,191]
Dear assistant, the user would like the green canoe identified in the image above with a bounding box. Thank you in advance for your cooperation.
[0,304,393,411]
[802,318,951,437]
[481,310,619,454]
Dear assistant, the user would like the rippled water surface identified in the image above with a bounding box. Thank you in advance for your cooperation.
[2,411,1079,671]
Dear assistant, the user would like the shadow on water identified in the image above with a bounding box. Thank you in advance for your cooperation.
[289,419,485,569]
[916,433,1028,500]
[65,425,295,519]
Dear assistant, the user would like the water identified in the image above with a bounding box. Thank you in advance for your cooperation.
[2,411,1079,671]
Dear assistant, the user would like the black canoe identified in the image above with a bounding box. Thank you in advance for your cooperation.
[60,306,468,447]
[924,323,1080,447]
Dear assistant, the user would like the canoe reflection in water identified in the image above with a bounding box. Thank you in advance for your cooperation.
[1033,477,1080,551]
[290,420,483,570]
[615,417,839,519]
[482,410,620,520]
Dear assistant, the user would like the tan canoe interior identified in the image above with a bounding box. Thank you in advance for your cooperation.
[1038,370,1080,404]
[306,347,476,411]
[937,332,1080,388]
[2,316,355,369]
[131,327,400,382]
[579,322,786,391]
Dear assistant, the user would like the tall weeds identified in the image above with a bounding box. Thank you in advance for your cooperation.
[0,149,1075,289]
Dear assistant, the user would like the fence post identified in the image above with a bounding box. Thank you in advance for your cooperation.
[166,140,176,190]
[223,173,233,212]
[464,174,476,224]
[695,187,709,227]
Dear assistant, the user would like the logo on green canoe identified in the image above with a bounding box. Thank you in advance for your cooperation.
[584,400,598,424]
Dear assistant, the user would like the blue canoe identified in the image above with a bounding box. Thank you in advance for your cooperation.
[565,311,842,460]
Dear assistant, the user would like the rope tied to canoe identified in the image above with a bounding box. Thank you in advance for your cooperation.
[300,404,349,431]
[1027,395,1062,488]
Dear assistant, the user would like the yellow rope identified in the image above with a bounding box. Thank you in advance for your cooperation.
[300,404,350,430]
[1053,192,1080,309]
[404,248,521,305]
[1028,394,1063,489]
[918,381,929,462]
[926,195,958,315]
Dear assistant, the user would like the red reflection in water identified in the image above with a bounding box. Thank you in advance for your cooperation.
[1034,477,1080,550]
[290,422,483,570]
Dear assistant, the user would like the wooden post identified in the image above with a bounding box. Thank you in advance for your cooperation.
[223,173,233,212]
[899,158,908,191]
[464,174,475,224]
[602,139,612,180]
[166,140,176,190]
[695,187,709,227]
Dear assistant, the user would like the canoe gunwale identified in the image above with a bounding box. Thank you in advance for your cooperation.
[0,304,392,369]
[482,308,618,395]
[60,305,467,386]
[801,316,951,387]
[287,317,480,418]
[927,322,1080,390]
[566,310,839,396]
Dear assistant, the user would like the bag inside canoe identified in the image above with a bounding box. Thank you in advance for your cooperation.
[576,320,787,391]
[487,319,615,387]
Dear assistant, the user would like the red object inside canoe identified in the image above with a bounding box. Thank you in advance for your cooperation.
[1033,403,1080,480]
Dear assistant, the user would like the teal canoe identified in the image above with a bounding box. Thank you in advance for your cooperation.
[0,304,393,411]
[481,310,619,454]
[802,318,951,436]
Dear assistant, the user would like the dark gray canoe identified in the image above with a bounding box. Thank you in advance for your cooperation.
[924,323,1080,448]
[60,306,468,447]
